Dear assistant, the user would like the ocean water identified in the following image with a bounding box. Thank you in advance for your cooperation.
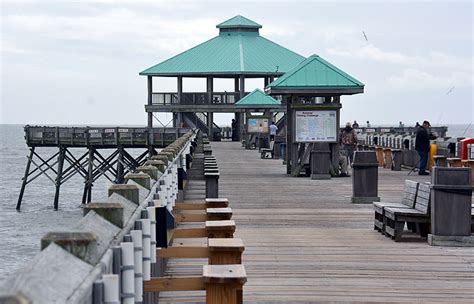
[0,125,147,281]
[0,123,472,281]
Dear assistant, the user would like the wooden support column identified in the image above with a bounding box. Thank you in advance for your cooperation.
[207,76,214,140]
[16,147,35,210]
[147,76,153,129]
[237,75,245,141]
[53,147,66,210]
[116,146,124,184]
[286,96,293,175]
[177,76,183,128]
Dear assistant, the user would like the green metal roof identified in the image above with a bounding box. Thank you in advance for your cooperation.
[217,15,262,29]
[140,16,305,77]
[235,89,281,108]
[266,55,364,94]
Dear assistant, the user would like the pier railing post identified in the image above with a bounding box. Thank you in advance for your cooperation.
[108,184,140,204]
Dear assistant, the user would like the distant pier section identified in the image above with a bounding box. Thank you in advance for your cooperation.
[24,125,191,148]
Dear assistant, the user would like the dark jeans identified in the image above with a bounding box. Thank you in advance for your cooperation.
[342,145,355,165]
[418,150,429,173]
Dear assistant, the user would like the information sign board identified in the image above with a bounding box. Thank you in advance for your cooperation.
[247,118,269,133]
[295,110,337,142]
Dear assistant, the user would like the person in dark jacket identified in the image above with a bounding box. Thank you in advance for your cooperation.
[415,120,437,175]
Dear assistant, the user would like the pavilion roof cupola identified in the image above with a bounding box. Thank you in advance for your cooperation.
[216,15,262,34]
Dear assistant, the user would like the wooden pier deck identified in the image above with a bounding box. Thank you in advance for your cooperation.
[160,141,474,303]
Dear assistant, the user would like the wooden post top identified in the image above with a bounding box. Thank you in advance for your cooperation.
[206,220,235,230]
[207,208,232,215]
[203,264,247,284]
[124,172,150,179]
[108,184,139,190]
[208,238,244,252]
[84,202,124,228]
[205,198,229,204]
[145,159,166,166]
[41,232,96,250]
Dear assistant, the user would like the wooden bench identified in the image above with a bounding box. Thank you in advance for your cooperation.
[373,180,418,233]
[174,207,232,222]
[384,183,431,241]
[260,141,274,159]
[144,264,247,304]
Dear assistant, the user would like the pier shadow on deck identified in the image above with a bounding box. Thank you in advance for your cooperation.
[161,141,474,303]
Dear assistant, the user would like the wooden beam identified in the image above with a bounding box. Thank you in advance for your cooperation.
[144,276,205,292]
[158,246,210,258]
[173,227,208,238]
[175,213,208,223]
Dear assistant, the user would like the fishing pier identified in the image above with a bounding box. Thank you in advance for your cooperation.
[2,15,473,304]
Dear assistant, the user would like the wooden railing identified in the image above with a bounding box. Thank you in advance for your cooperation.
[151,92,248,105]
[24,125,192,147]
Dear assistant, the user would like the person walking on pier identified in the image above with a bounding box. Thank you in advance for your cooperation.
[269,121,278,141]
[352,121,359,128]
[415,120,437,175]
[340,122,358,166]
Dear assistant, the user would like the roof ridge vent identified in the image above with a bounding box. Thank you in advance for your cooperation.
[217,15,262,33]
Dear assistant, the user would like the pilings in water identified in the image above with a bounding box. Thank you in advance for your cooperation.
[1,129,198,303]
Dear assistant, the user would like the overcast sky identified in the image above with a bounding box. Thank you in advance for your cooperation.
[1,0,472,127]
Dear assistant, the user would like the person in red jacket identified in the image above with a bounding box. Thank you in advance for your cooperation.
[415,120,437,175]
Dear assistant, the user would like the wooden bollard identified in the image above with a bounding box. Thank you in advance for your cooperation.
[208,238,244,265]
[391,149,402,171]
[174,198,229,211]
[205,172,219,198]
[84,202,124,228]
[204,146,213,156]
[124,172,151,190]
[447,157,463,167]
[41,232,97,262]
[383,148,392,169]
[351,151,380,204]
[434,155,448,167]
[203,264,247,304]
[137,165,159,180]
[375,147,384,167]
[108,184,140,204]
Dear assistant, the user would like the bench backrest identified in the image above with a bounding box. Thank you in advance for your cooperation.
[414,183,431,214]
[401,180,419,208]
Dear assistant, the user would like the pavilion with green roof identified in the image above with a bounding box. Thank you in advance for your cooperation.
[235,89,281,109]
[140,15,363,142]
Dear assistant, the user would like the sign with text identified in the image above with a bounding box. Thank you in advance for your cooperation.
[247,118,269,133]
[295,110,337,142]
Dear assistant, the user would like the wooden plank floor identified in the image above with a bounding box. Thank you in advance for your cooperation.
[159,142,474,303]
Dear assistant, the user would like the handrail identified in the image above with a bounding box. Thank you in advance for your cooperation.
[0,129,199,303]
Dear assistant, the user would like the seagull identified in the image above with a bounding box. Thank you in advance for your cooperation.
[446,86,455,95]
[362,31,368,42]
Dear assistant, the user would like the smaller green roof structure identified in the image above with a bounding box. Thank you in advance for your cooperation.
[217,15,262,29]
[235,89,281,108]
[266,54,364,95]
